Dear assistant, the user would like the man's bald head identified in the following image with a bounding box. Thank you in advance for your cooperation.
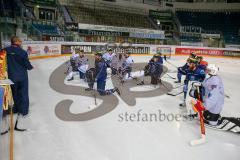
[11,36,22,46]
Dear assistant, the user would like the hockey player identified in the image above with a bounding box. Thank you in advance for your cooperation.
[201,64,224,125]
[102,48,113,65]
[120,51,134,82]
[86,52,120,96]
[190,66,240,132]
[110,52,119,75]
[180,58,206,108]
[76,50,89,79]
[156,52,163,65]
[175,59,189,83]
[66,50,79,81]
[103,48,118,76]
[175,53,197,83]
[190,64,224,125]
[5,36,33,131]
[197,56,208,71]
[137,54,163,85]
[150,55,163,85]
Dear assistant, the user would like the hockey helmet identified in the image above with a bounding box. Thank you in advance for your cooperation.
[153,54,160,59]
[188,57,198,64]
[190,52,197,58]
[207,64,218,76]
[95,51,103,57]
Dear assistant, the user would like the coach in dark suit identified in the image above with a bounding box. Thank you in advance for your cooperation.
[5,36,33,131]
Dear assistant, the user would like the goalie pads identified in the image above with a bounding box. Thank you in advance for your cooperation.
[189,82,204,101]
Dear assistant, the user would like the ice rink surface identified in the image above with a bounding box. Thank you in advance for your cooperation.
[9,55,240,160]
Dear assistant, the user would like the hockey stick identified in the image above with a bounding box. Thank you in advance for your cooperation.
[163,56,178,69]
[165,73,176,80]
[172,84,184,89]
[88,72,97,109]
[190,87,206,146]
[159,79,171,91]
[167,91,183,96]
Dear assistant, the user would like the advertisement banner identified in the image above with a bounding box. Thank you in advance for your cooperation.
[175,47,223,56]
[201,34,221,39]
[22,43,61,57]
[79,29,129,37]
[42,35,65,41]
[180,42,203,47]
[61,45,150,54]
[129,33,165,39]
[149,10,172,18]
[156,46,172,56]
[223,50,240,57]
[78,23,164,34]
[61,45,95,54]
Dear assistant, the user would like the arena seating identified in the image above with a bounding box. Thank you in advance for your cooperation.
[0,0,17,18]
[176,11,240,44]
[66,6,153,29]
[32,22,61,35]
[61,6,73,23]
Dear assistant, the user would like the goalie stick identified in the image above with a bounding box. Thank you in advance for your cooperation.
[190,87,206,146]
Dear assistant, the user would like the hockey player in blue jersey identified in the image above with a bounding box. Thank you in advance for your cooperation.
[180,58,206,107]
[137,54,163,85]
[86,52,120,96]
[156,52,163,65]
[175,53,197,83]
[197,56,208,71]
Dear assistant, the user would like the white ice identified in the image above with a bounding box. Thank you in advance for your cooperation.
[3,55,240,160]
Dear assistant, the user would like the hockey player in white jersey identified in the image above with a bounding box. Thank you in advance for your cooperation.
[120,51,134,82]
[102,48,113,64]
[76,50,89,80]
[202,64,224,125]
[103,48,115,75]
[66,50,79,81]
[191,64,224,125]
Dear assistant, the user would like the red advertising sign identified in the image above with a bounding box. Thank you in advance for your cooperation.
[175,48,223,56]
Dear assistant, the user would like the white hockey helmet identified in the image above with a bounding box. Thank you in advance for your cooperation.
[207,64,218,76]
